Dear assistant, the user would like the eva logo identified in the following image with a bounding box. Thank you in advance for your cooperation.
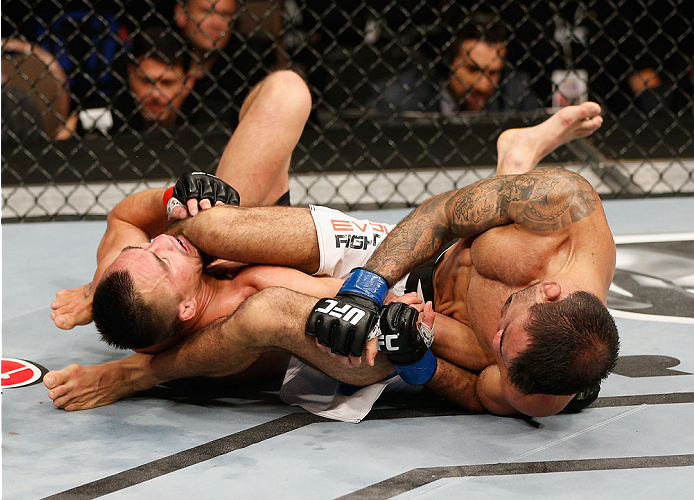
[330,219,391,235]
[1,358,44,388]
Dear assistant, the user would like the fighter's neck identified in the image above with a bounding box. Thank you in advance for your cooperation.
[185,274,253,332]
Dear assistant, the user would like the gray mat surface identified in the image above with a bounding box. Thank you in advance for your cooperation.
[2,197,693,499]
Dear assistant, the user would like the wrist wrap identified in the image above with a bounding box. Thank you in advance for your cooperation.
[339,268,389,305]
[393,349,437,385]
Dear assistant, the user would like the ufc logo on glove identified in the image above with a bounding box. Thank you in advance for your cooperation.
[313,299,366,325]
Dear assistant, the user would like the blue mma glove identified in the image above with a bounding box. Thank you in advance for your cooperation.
[306,268,388,357]
[164,172,240,216]
[378,302,437,385]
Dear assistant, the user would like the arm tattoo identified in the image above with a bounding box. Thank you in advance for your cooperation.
[366,168,599,284]
[508,168,599,231]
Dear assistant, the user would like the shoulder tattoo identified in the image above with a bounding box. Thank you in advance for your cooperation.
[450,168,599,233]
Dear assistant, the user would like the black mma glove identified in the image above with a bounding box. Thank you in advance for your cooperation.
[306,268,388,357]
[163,172,240,216]
[378,302,436,385]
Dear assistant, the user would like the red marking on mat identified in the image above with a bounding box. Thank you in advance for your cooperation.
[1,358,42,388]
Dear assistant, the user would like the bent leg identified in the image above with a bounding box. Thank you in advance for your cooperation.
[215,70,312,206]
[496,102,603,175]
[171,205,321,274]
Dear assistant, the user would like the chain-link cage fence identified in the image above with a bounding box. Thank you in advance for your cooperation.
[2,0,693,221]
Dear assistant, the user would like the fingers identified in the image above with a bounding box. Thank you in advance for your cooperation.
[43,372,58,389]
[386,292,422,305]
[186,198,199,216]
[174,198,216,219]
[313,339,362,368]
[365,338,379,366]
[170,205,189,219]
[421,301,435,328]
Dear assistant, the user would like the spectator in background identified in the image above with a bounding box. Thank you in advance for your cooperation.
[110,26,195,134]
[174,0,269,129]
[1,38,74,142]
[367,11,541,115]
[626,56,676,116]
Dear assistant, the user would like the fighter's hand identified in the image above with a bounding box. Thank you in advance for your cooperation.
[377,301,437,385]
[164,172,240,219]
[50,282,94,329]
[306,268,389,362]
[365,292,424,365]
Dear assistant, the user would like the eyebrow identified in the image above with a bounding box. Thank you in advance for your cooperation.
[122,246,169,271]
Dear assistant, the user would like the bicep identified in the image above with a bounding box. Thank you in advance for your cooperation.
[446,168,600,237]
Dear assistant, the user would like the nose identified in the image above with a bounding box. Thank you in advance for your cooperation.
[149,234,174,251]
[476,74,495,94]
[151,87,169,104]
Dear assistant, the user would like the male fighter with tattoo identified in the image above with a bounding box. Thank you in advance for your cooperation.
[45,102,613,420]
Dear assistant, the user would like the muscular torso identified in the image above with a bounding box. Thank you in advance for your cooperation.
[431,206,615,379]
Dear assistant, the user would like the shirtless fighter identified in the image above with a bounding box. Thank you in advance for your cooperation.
[45,102,613,419]
[48,69,310,331]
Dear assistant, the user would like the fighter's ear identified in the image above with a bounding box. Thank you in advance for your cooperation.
[539,281,562,302]
[178,299,197,322]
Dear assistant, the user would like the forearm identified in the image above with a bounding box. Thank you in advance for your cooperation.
[97,188,170,258]
[92,188,170,283]
[149,313,262,383]
[424,358,486,414]
[363,179,509,285]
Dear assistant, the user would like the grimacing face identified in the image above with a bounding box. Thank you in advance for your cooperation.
[449,39,506,111]
[175,0,237,53]
[128,58,193,126]
[109,234,204,304]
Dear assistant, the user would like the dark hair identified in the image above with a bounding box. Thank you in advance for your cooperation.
[447,11,509,53]
[129,26,191,73]
[92,270,179,350]
[507,291,620,396]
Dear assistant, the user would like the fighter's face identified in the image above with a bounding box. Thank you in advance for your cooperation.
[109,234,204,304]
[176,0,236,53]
[493,283,539,367]
[449,40,506,111]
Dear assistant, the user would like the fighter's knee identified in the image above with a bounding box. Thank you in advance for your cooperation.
[263,70,312,111]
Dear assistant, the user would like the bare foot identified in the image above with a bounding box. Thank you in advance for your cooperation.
[43,354,157,411]
[496,102,603,175]
[51,283,95,329]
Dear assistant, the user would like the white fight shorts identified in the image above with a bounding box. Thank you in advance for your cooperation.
[279,205,418,423]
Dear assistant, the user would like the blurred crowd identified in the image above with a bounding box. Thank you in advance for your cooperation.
[2,0,692,143]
